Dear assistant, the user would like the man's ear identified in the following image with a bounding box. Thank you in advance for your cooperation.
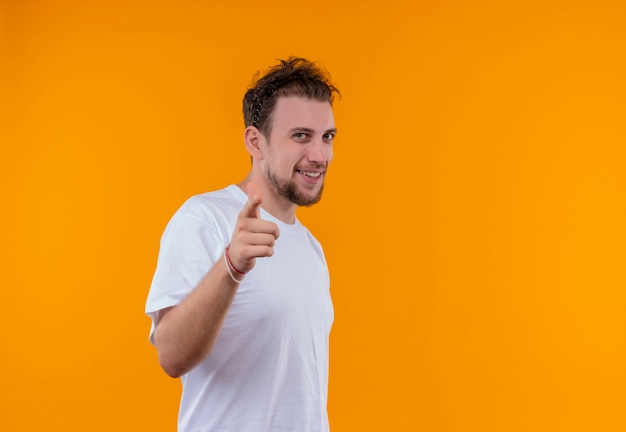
[243,126,265,160]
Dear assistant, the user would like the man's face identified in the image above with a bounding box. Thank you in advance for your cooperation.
[261,96,336,207]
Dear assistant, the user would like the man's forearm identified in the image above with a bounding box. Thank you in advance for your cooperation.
[153,257,240,378]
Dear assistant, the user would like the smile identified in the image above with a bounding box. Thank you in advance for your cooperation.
[297,170,322,178]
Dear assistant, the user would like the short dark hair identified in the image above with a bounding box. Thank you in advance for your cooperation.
[243,57,340,137]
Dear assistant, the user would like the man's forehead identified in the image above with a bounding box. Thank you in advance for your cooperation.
[272,96,335,128]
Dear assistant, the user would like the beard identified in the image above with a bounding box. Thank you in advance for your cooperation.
[264,165,325,207]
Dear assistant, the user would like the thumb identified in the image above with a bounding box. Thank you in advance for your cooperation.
[241,181,262,218]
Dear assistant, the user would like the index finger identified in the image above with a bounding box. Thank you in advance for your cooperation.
[240,181,262,219]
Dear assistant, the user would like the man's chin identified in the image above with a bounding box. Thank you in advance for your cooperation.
[290,185,324,207]
[300,196,322,207]
[266,169,324,207]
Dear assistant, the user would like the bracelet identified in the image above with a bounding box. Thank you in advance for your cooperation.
[223,251,244,284]
[225,247,247,275]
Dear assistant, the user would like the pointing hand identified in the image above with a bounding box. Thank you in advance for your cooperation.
[227,182,280,275]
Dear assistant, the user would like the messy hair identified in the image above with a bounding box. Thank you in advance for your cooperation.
[243,57,340,137]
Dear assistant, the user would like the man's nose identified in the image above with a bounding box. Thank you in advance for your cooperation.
[307,139,331,164]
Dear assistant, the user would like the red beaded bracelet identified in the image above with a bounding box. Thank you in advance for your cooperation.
[225,247,247,275]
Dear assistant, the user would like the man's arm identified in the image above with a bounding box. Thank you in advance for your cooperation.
[153,185,279,378]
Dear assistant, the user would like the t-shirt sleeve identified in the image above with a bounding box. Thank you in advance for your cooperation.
[145,207,227,344]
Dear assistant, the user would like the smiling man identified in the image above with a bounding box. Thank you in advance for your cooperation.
[145,57,340,432]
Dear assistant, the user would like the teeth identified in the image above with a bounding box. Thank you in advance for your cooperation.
[299,171,321,178]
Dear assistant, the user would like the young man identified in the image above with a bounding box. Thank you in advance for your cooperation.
[145,57,340,432]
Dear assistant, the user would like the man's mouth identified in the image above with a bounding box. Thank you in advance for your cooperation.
[297,170,322,178]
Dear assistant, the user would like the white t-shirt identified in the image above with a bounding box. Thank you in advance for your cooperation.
[146,185,334,432]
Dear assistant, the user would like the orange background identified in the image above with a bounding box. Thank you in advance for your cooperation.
[2,0,626,431]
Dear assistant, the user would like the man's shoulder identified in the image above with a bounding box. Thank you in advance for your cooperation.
[176,185,244,222]
[183,185,238,206]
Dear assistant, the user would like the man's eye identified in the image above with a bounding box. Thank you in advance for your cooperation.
[323,133,335,141]
[294,133,308,139]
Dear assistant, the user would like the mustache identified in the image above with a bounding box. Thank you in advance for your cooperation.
[296,162,328,171]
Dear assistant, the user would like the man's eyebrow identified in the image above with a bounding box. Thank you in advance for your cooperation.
[287,127,338,137]
[288,127,316,134]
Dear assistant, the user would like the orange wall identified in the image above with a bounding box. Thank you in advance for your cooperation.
[2,0,626,430]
